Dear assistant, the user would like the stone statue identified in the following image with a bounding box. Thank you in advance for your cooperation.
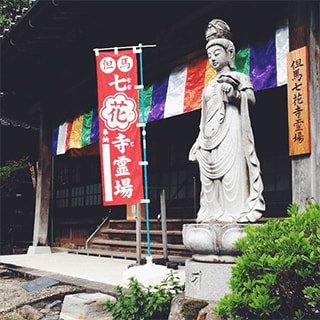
[189,19,265,223]
[183,20,266,300]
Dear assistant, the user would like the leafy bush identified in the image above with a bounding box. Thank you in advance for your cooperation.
[104,271,184,320]
[214,203,320,320]
[0,156,30,182]
[0,0,29,34]
[0,156,32,196]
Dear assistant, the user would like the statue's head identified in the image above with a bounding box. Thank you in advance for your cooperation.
[205,19,235,69]
[205,19,232,42]
[206,38,235,69]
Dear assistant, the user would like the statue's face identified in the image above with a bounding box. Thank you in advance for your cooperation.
[207,45,229,72]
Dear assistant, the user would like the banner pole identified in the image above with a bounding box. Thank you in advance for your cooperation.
[137,44,152,257]
[94,44,156,55]
[122,44,173,286]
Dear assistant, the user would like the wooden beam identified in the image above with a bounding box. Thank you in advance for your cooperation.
[288,2,320,206]
[32,110,52,245]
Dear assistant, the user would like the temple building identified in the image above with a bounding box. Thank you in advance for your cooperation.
[1,1,319,257]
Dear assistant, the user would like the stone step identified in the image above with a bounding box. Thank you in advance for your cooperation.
[66,248,188,264]
[91,238,186,251]
[100,229,182,236]
[89,244,192,258]
[99,228,183,243]
[87,219,194,259]
[108,219,195,230]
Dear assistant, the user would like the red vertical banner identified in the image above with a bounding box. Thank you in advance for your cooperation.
[95,50,143,205]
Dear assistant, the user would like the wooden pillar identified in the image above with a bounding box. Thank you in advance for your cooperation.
[160,189,168,260]
[32,111,52,245]
[288,2,320,206]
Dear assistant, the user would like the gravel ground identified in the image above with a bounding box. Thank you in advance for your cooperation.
[0,265,85,320]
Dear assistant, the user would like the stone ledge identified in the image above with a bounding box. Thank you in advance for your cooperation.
[59,292,115,320]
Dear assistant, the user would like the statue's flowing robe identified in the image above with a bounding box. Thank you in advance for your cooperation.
[189,71,265,223]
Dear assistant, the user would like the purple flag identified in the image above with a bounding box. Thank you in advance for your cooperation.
[51,127,59,155]
[147,78,169,122]
[90,109,99,144]
[250,37,277,91]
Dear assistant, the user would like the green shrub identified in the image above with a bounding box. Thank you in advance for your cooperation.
[0,156,32,198]
[0,0,29,34]
[104,271,184,320]
[0,156,30,183]
[214,203,320,320]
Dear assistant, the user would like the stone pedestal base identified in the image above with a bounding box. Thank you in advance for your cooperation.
[185,259,233,301]
[27,246,52,254]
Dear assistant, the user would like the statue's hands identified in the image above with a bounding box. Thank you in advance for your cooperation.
[221,83,234,95]
[221,83,240,103]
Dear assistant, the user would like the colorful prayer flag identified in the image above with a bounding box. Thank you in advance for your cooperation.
[51,111,99,156]
[52,23,289,155]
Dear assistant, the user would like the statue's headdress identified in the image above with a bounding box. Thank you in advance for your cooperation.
[205,19,232,42]
[205,19,235,68]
